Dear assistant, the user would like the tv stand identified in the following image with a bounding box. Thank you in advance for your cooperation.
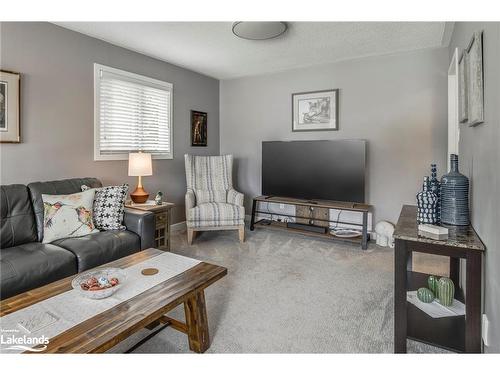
[249,196,372,250]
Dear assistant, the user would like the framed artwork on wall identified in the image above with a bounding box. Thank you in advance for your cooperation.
[191,110,207,147]
[0,70,21,143]
[466,31,484,126]
[292,89,339,132]
[458,51,468,124]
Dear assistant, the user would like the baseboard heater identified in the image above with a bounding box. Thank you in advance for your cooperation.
[286,222,327,234]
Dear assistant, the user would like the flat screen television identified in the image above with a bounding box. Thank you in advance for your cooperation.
[262,140,366,203]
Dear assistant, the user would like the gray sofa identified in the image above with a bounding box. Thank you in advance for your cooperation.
[0,177,155,300]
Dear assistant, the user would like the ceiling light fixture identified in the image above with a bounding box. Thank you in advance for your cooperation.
[232,22,287,40]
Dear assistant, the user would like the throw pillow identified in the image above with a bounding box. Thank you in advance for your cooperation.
[195,189,227,204]
[82,184,128,230]
[42,190,99,243]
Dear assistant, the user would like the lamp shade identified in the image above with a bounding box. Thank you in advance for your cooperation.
[128,152,153,176]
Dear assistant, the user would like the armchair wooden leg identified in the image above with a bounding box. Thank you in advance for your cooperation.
[238,225,245,243]
[187,228,195,245]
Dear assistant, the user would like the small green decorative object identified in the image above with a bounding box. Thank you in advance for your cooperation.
[428,275,439,295]
[417,287,435,303]
[437,277,455,306]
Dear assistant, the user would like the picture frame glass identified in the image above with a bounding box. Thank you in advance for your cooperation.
[191,111,207,146]
[292,89,338,131]
[466,31,484,126]
[0,70,21,143]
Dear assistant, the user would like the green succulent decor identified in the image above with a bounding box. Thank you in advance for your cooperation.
[417,287,435,303]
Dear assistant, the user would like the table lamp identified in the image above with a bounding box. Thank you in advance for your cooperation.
[128,152,153,203]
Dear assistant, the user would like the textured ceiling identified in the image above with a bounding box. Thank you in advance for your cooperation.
[54,22,452,80]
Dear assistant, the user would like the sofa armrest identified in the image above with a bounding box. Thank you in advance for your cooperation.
[123,208,155,250]
[227,188,244,206]
[185,189,196,209]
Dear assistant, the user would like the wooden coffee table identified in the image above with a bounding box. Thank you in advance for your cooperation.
[0,248,227,353]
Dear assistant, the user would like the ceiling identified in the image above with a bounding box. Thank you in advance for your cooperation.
[55,22,453,80]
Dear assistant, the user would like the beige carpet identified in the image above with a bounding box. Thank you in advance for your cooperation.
[110,226,448,353]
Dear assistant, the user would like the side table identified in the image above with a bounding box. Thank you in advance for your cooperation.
[393,205,485,353]
[125,201,175,251]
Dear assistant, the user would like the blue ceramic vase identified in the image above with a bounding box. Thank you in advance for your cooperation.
[428,164,441,223]
[416,176,438,224]
[440,154,469,226]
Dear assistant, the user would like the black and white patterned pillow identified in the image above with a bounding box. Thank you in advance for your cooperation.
[81,184,129,231]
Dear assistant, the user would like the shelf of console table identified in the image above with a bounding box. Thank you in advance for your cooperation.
[250,196,372,249]
[393,205,485,353]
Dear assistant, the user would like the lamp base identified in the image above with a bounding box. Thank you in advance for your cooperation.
[130,186,149,204]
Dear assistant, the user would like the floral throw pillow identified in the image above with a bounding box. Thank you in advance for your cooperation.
[42,190,99,243]
[81,184,128,231]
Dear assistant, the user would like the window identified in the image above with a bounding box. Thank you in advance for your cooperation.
[94,64,173,160]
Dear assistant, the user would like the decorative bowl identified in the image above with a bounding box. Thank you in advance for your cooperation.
[71,267,126,299]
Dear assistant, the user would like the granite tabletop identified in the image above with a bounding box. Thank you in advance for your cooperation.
[393,205,485,251]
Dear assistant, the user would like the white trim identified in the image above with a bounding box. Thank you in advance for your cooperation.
[93,63,173,161]
[447,48,460,171]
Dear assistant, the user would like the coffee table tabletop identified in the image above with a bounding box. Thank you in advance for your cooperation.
[0,248,227,353]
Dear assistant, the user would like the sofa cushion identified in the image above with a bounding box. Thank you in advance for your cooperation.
[187,202,245,228]
[52,230,140,272]
[0,242,77,299]
[81,184,129,231]
[1,184,38,248]
[42,190,99,243]
[28,178,102,242]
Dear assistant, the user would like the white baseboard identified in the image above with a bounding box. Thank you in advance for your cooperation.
[171,221,187,232]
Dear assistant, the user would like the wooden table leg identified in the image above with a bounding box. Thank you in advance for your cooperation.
[394,238,408,353]
[465,251,482,353]
[184,290,210,353]
[449,257,460,287]
[250,199,257,231]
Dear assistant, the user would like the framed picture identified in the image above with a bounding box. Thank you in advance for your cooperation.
[191,110,207,147]
[0,70,21,143]
[292,89,339,131]
[466,31,484,126]
[458,50,468,123]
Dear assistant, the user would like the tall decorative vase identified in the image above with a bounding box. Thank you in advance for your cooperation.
[440,154,470,226]
[416,176,438,224]
[428,164,441,223]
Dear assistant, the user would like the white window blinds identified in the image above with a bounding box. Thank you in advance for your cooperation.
[94,64,173,160]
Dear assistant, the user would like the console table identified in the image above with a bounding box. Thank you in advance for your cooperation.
[249,196,372,250]
[393,205,485,353]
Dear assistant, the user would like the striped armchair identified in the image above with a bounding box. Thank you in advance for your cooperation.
[184,154,245,244]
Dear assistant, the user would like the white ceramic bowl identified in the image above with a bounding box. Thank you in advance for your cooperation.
[71,268,126,299]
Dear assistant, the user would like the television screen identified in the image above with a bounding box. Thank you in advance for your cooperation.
[262,140,366,202]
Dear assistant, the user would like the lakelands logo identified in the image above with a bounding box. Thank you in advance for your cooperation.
[0,328,49,352]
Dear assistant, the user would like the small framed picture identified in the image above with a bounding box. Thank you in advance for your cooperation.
[292,89,339,132]
[458,51,468,123]
[0,70,21,143]
[191,110,207,147]
[466,31,484,126]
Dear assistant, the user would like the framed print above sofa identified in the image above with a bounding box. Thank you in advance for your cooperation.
[0,70,21,143]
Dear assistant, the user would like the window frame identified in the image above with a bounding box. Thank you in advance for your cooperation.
[93,63,174,161]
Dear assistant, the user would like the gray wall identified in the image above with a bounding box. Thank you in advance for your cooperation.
[220,47,449,225]
[449,22,500,353]
[0,22,220,223]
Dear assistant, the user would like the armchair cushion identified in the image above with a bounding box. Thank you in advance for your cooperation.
[195,189,227,204]
[187,202,244,228]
